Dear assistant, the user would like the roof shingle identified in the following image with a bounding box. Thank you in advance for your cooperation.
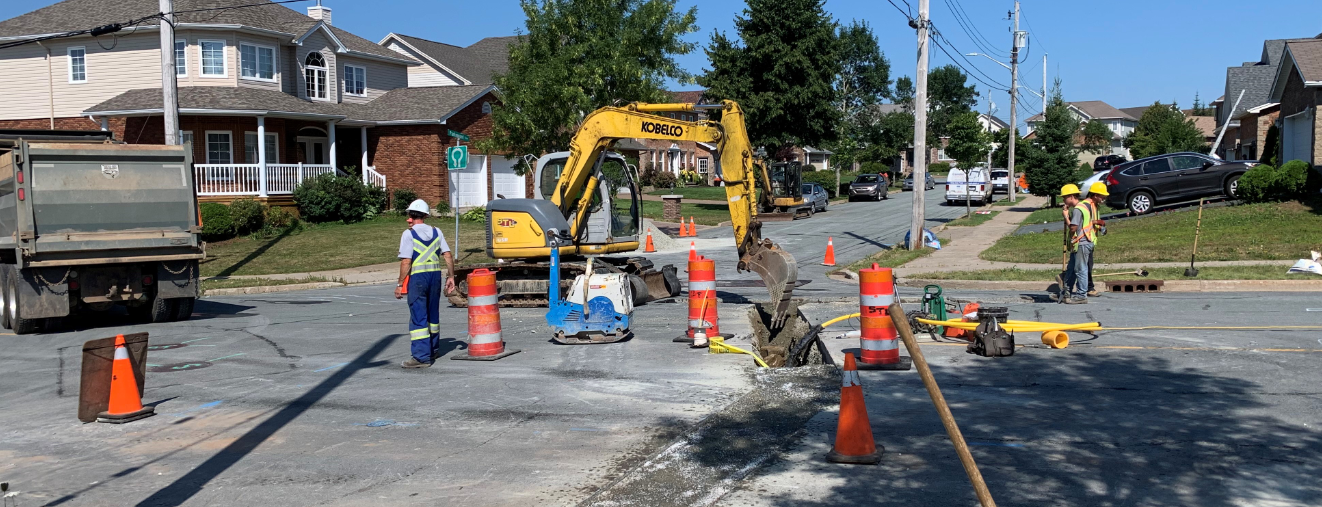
[84,85,495,123]
[388,34,519,86]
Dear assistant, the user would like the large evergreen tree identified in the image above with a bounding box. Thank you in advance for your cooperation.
[483,0,698,165]
[1124,102,1209,159]
[697,0,841,156]
[828,20,890,184]
[1026,82,1081,206]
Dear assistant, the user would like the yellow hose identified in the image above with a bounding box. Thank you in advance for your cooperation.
[915,318,1322,333]
[820,313,861,328]
[708,336,770,367]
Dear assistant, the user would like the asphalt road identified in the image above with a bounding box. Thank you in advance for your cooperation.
[2,188,1320,506]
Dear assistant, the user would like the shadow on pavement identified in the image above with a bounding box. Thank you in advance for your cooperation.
[132,333,401,507]
[748,352,1322,506]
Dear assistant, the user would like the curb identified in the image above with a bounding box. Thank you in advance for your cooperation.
[204,281,345,296]
[897,278,1322,292]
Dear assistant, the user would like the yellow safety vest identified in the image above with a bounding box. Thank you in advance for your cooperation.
[1082,200,1101,246]
[1073,202,1096,244]
[410,227,444,274]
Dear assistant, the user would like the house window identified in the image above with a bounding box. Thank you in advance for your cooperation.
[200,40,226,77]
[305,52,328,100]
[937,149,950,161]
[240,43,275,81]
[175,40,186,76]
[205,131,232,164]
[67,47,86,82]
[697,157,709,174]
[244,132,280,164]
[343,64,366,96]
[482,101,492,114]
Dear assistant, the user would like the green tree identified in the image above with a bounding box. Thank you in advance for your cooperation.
[991,127,1031,169]
[926,65,979,138]
[1026,81,1082,206]
[861,110,914,167]
[1080,120,1114,156]
[944,111,990,172]
[1190,92,1214,116]
[893,76,915,112]
[828,20,891,185]
[483,0,698,167]
[1123,101,1209,159]
[698,0,841,155]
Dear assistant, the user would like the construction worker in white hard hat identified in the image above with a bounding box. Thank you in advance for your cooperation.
[1052,184,1082,303]
[394,199,456,368]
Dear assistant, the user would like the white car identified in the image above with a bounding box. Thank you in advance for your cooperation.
[989,169,1010,193]
[945,167,990,205]
[1078,170,1108,197]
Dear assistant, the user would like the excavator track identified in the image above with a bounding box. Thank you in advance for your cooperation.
[447,257,680,308]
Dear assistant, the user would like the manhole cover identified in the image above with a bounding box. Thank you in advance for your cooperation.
[149,361,213,373]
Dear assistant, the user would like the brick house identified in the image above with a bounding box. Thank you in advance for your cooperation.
[1268,38,1322,167]
[0,0,521,210]
[1210,39,1305,161]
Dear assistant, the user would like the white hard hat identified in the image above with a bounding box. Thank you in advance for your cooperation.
[407,199,430,215]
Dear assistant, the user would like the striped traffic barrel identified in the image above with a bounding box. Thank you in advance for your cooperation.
[687,257,719,339]
[858,263,900,366]
[466,269,506,356]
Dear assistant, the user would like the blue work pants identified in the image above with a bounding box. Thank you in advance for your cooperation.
[408,271,442,362]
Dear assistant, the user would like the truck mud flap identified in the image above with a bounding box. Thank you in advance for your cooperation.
[14,265,71,319]
[157,260,198,299]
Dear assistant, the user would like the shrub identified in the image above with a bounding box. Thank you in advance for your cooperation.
[460,205,486,223]
[859,161,888,174]
[1276,160,1310,197]
[928,162,951,174]
[293,173,373,223]
[434,200,452,217]
[1238,161,1311,203]
[1236,164,1274,203]
[199,203,234,241]
[642,167,677,189]
[265,206,298,229]
[228,197,266,235]
[392,188,419,212]
[801,170,838,196]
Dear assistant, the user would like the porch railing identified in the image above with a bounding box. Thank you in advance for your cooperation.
[364,165,386,188]
[194,163,336,196]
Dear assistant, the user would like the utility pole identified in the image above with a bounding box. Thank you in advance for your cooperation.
[909,0,930,250]
[1006,1,1020,202]
[1042,53,1047,106]
[159,0,179,145]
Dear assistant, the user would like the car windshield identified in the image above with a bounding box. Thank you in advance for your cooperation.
[855,175,879,183]
[801,184,813,193]
[991,171,1007,178]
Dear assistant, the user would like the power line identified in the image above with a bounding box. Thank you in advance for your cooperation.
[942,0,1010,58]
[929,24,1009,92]
[1019,5,1049,55]
[885,0,915,21]
[0,0,312,51]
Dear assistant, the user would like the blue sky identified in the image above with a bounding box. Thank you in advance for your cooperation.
[6,0,1321,127]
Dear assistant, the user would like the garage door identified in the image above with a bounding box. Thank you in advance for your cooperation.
[449,154,488,208]
[1283,112,1313,165]
[490,156,526,199]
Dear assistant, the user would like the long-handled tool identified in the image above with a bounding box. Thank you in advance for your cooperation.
[1184,198,1205,277]
[1056,206,1070,302]
[1094,268,1150,278]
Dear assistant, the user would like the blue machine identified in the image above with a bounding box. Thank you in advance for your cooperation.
[545,240,632,344]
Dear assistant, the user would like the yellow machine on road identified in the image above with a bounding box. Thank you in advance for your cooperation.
[452,100,799,328]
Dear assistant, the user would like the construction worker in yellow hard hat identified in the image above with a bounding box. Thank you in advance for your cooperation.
[1052,184,1083,302]
[1081,182,1110,297]
[1063,183,1109,304]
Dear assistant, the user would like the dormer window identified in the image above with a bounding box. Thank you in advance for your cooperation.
[305,52,328,100]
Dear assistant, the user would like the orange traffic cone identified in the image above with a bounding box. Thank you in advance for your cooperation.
[826,353,881,464]
[677,219,690,237]
[645,229,657,253]
[689,241,698,262]
[822,237,837,266]
[97,334,155,424]
[688,217,697,237]
[944,302,980,339]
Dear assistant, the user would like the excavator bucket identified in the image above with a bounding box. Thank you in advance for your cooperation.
[745,245,798,329]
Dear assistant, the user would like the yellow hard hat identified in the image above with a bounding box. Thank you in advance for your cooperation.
[1088,182,1109,197]
[1059,184,1081,197]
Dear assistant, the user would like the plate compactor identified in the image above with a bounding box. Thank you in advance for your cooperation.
[545,238,633,344]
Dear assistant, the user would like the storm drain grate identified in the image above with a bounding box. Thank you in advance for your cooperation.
[1107,280,1164,293]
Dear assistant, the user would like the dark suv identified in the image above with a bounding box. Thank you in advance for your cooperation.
[1103,152,1256,214]
[1094,154,1127,171]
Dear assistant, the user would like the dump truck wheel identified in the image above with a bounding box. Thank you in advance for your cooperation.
[8,274,38,335]
[173,297,195,321]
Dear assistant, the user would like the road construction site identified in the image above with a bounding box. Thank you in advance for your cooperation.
[3,191,1322,506]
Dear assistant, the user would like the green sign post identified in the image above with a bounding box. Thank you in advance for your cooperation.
[446,145,469,170]
[447,129,471,142]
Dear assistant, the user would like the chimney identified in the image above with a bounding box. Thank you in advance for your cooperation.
[307,0,331,25]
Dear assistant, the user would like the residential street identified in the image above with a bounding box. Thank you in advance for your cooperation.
[3,194,1320,506]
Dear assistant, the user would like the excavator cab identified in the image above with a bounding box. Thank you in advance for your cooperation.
[534,151,640,246]
[758,160,807,221]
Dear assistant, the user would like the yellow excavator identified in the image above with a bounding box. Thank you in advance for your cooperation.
[452,100,799,327]
[758,160,809,221]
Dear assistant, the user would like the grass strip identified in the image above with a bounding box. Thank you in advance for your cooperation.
[841,237,952,272]
[947,211,1000,227]
[202,276,341,291]
[906,265,1307,281]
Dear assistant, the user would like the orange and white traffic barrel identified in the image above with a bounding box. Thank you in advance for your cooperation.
[677,256,722,345]
[453,269,520,361]
[857,263,911,370]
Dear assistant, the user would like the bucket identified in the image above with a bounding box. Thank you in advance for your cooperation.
[1040,330,1069,349]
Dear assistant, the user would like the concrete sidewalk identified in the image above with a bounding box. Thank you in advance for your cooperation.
[894,196,1048,277]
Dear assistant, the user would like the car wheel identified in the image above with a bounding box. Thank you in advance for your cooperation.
[1225,174,1240,199]
[806,206,814,218]
[1128,191,1154,214]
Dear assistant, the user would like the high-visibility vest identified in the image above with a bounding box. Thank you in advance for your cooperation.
[410,226,444,274]
[1073,202,1096,244]
[1081,200,1101,246]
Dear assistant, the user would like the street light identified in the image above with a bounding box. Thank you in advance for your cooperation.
[966,52,1010,71]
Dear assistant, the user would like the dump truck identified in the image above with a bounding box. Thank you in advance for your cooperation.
[0,130,204,334]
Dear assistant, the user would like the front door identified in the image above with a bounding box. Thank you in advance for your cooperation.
[297,137,328,165]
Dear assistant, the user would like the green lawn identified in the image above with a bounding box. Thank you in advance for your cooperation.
[907,265,1306,281]
[991,195,1027,206]
[640,200,733,225]
[202,216,493,277]
[645,186,730,201]
[947,211,1000,227]
[983,200,1322,264]
[842,237,952,272]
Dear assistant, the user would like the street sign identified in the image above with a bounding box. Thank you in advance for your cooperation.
[447,130,471,142]
[446,145,469,170]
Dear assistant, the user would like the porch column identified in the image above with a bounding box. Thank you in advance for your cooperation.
[99,116,108,131]
[327,120,338,172]
[257,115,268,197]
[360,126,369,183]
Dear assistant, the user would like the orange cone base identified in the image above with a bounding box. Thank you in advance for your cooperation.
[450,349,521,361]
[855,356,913,371]
[827,445,883,465]
[96,406,155,424]
[674,332,732,343]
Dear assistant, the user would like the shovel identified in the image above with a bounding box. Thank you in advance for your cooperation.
[1094,269,1150,278]
[1184,198,1205,277]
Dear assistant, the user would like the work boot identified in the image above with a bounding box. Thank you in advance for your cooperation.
[1048,293,1060,302]
[400,358,433,368]
[1087,289,1101,297]
[1064,297,1088,305]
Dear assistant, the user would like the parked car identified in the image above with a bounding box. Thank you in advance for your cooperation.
[989,169,1010,193]
[802,183,829,212]
[1078,170,1109,198]
[903,173,936,191]
[1094,154,1128,171]
[1103,152,1256,214]
[945,167,990,205]
[848,174,888,201]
